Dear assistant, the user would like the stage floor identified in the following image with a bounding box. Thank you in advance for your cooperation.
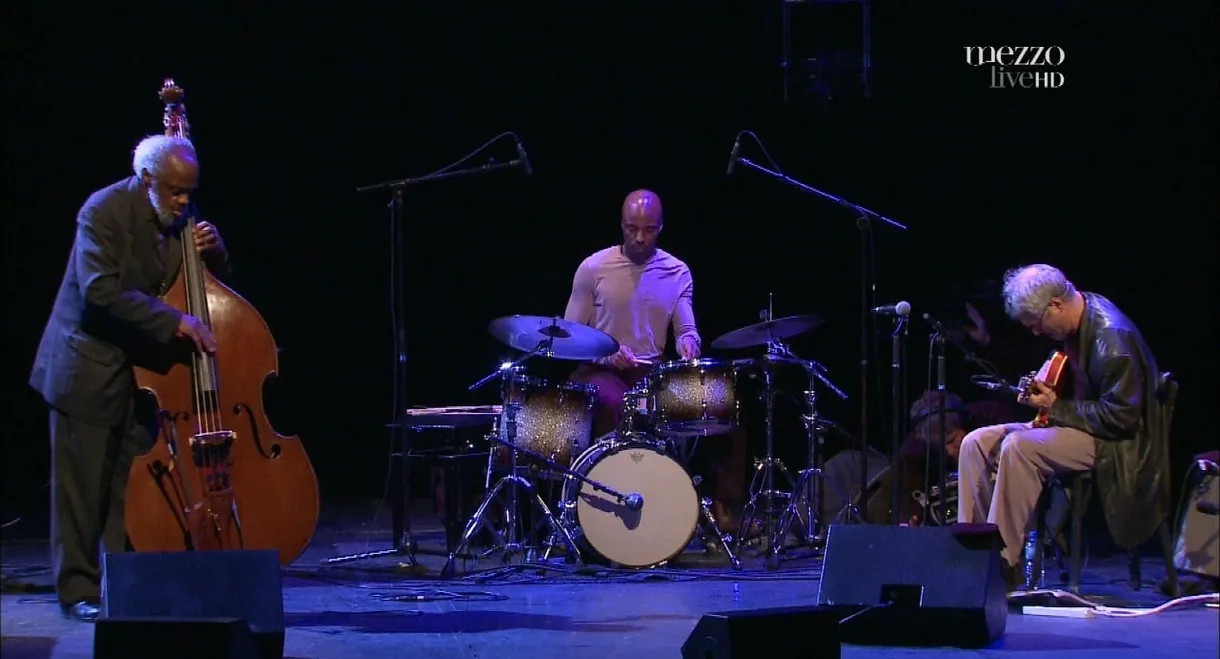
[2,500,1216,659]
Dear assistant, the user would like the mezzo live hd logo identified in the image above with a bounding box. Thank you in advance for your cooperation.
[965,46,1066,89]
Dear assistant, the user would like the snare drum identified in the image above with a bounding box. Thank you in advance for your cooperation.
[491,375,598,478]
[561,439,700,568]
[651,359,739,436]
[618,379,654,436]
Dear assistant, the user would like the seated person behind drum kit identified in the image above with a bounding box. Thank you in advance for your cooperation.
[895,391,1015,526]
[956,264,1168,589]
[563,189,748,529]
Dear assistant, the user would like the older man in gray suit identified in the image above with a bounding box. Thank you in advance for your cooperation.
[29,135,230,622]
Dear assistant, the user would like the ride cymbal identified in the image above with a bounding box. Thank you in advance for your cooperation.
[710,314,825,350]
[487,315,619,360]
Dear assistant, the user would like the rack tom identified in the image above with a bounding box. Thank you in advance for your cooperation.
[651,358,739,437]
[492,375,598,478]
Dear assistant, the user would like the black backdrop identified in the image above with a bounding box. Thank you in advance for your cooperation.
[3,3,1216,538]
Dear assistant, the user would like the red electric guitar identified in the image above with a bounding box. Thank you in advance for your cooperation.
[1017,350,1069,427]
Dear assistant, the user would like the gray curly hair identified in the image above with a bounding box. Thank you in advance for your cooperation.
[132,135,195,178]
[1001,264,1076,320]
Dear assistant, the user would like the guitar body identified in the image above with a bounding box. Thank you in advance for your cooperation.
[1017,350,1069,427]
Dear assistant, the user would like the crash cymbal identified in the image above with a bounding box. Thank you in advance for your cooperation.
[487,315,619,360]
[710,314,825,350]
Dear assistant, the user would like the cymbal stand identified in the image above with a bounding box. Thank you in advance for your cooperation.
[767,347,856,568]
[440,390,577,577]
[442,340,573,577]
[734,343,799,562]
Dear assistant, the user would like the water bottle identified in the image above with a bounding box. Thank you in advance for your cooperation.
[1023,530,1044,589]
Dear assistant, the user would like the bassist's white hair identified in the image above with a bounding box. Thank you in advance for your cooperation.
[1002,263,1077,320]
[132,134,196,178]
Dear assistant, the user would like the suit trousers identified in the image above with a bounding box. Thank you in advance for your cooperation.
[49,400,146,605]
[956,421,1096,566]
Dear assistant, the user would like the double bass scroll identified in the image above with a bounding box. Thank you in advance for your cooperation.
[125,78,320,567]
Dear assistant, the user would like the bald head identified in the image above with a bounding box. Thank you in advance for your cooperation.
[622,189,663,224]
[620,189,663,263]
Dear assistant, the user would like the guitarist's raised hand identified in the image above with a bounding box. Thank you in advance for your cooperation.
[964,302,991,346]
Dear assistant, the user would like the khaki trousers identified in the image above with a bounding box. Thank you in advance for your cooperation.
[956,421,1096,566]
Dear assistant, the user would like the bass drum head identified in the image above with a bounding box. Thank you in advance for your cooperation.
[570,441,699,568]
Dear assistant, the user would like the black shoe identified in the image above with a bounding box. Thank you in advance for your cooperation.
[60,600,99,623]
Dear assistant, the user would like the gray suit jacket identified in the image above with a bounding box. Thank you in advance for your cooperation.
[29,175,229,427]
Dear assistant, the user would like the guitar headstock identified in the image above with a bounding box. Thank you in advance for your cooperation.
[1016,373,1036,404]
[158,78,190,139]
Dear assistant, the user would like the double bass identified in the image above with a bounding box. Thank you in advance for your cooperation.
[125,79,320,566]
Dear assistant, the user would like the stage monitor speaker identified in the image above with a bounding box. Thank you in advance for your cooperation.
[95,617,260,659]
[815,523,1007,648]
[1174,465,1219,579]
[681,606,840,659]
[97,549,284,659]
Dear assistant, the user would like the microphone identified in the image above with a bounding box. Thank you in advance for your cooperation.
[623,492,644,512]
[922,312,952,334]
[515,139,533,176]
[726,136,741,176]
[872,301,911,317]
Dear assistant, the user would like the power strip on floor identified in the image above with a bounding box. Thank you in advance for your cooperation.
[1023,606,1095,618]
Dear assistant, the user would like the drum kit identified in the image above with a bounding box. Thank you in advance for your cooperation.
[432,307,856,577]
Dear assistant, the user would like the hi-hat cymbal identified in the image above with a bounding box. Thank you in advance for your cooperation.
[710,314,825,350]
[487,315,619,360]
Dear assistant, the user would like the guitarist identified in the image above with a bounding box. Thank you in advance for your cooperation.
[955,264,1169,589]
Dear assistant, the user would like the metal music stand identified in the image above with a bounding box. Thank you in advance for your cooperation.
[325,135,530,568]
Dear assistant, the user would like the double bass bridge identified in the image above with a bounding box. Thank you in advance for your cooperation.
[185,429,243,550]
[190,430,238,490]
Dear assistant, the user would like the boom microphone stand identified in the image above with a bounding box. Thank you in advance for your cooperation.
[725,131,908,522]
[326,134,532,568]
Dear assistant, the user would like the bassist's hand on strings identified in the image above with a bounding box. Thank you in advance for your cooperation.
[176,314,217,354]
[193,221,225,258]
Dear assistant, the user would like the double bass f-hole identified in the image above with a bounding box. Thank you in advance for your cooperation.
[233,403,281,459]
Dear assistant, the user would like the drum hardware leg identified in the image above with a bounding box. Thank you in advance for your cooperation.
[733,366,798,564]
[532,490,581,564]
[441,471,579,576]
[443,400,528,577]
[770,465,865,565]
[698,496,742,570]
[734,459,796,556]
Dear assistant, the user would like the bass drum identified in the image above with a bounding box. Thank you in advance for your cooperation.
[562,440,700,568]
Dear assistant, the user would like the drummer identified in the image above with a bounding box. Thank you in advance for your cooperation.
[563,189,747,528]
